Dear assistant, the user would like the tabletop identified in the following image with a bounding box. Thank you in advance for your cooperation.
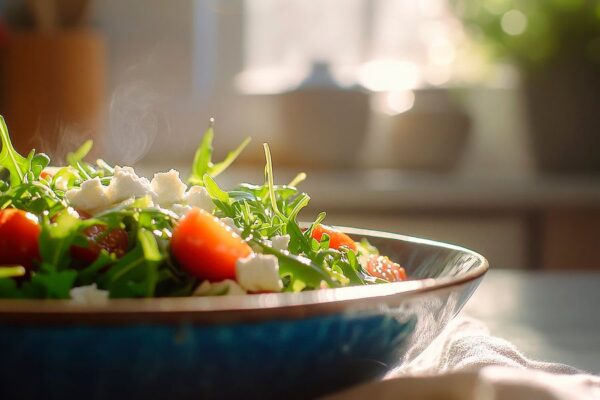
[462,270,600,373]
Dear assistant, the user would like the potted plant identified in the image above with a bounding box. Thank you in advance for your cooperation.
[454,0,600,174]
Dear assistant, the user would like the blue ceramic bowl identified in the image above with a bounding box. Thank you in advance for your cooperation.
[0,227,488,399]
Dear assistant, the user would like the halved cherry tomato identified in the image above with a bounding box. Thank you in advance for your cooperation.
[70,224,129,264]
[0,209,41,272]
[171,208,252,281]
[311,224,357,251]
[365,255,406,282]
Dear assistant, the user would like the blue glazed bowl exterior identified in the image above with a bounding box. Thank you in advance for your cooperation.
[0,228,487,399]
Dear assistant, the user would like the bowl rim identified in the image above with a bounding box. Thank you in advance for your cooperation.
[0,227,489,325]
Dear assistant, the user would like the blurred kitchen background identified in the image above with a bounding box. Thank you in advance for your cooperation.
[0,0,599,271]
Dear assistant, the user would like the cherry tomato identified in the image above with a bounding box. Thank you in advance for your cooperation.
[171,208,252,281]
[70,224,129,264]
[311,224,357,251]
[0,209,41,272]
[365,255,407,282]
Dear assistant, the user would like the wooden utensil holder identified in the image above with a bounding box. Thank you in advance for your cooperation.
[2,29,105,157]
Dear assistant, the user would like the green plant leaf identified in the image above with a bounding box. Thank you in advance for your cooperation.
[0,278,21,298]
[288,172,307,188]
[208,137,251,177]
[0,116,30,186]
[253,240,335,289]
[189,121,214,185]
[263,143,286,221]
[203,174,230,204]
[77,251,115,286]
[30,268,77,299]
[39,210,86,270]
[107,229,163,298]
[30,153,50,179]
[67,140,93,165]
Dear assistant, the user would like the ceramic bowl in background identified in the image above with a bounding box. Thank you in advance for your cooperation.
[383,88,471,172]
[274,88,370,169]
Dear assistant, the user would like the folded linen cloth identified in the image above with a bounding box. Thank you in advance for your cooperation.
[326,317,600,400]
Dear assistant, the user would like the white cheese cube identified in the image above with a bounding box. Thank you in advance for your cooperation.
[65,177,111,212]
[236,254,282,292]
[54,176,70,191]
[221,217,242,236]
[169,203,193,217]
[271,234,290,252]
[70,284,109,305]
[106,166,154,202]
[151,169,187,205]
[186,185,215,212]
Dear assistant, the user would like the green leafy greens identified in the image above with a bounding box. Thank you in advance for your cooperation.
[0,116,382,300]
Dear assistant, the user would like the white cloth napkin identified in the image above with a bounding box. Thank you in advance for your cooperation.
[326,317,600,400]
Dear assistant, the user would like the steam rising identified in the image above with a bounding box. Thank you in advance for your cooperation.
[107,81,169,165]
[30,121,94,165]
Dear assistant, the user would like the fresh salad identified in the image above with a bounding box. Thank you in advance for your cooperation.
[0,116,406,302]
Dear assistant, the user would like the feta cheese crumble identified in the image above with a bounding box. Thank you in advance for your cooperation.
[221,217,242,235]
[270,234,290,252]
[186,185,215,212]
[236,254,282,292]
[107,166,155,203]
[65,177,111,212]
[70,284,109,305]
[64,165,218,218]
[169,204,193,217]
[151,169,187,205]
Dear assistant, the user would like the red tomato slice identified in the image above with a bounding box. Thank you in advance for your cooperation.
[311,224,357,251]
[0,209,41,272]
[171,208,252,281]
[70,224,129,264]
[365,255,407,282]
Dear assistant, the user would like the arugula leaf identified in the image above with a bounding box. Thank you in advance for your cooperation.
[307,212,326,238]
[288,172,307,188]
[66,140,96,180]
[30,268,77,299]
[341,249,366,285]
[67,140,93,165]
[189,120,250,185]
[203,174,230,204]
[29,153,50,180]
[287,193,310,222]
[253,240,335,290]
[38,210,86,270]
[209,137,251,177]
[287,220,312,255]
[106,229,163,298]
[189,120,215,185]
[263,143,286,221]
[77,251,115,286]
[0,278,22,298]
[0,116,30,186]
